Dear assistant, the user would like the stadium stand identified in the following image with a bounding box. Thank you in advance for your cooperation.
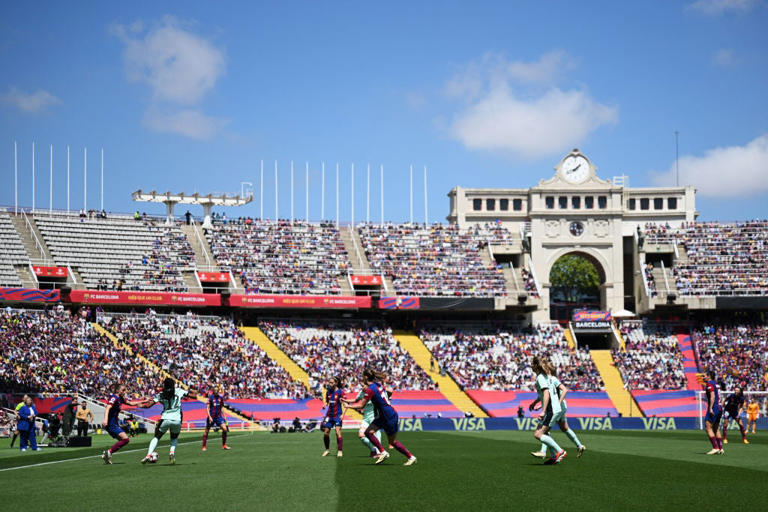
[259,320,437,392]
[0,213,29,286]
[357,223,507,297]
[644,221,768,296]
[102,313,308,399]
[205,219,349,295]
[612,322,686,390]
[692,322,768,391]
[420,324,603,391]
[0,308,157,397]
[34,213,194,291]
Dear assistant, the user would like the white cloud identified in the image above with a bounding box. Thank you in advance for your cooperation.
[0,87,60,113]
[687,0,759,15]
[652,134,768,197]
[712,48,735,67]
[144,109,229,140]
[446,53,617,159]
[113,17,225,105]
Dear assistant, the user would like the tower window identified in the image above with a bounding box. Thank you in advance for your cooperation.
[585,196,594,209]
[486,198,496,211]
[513,198,523,211]
[473,199,482,211]
[598,196,607,209]
[499,199,509,211]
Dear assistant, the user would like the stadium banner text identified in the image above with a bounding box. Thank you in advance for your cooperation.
[0,287,61,302]
[229,294,371,309]
[32,265,68,277]
[197,272,230,283]
[350,275,383,286]
[393,417,768,432]
[68,290,221,306]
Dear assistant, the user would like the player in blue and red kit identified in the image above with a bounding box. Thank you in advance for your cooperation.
[703,371,724,455]
[322,376,345,457]
[101,384,147,464]
[722,386,749,445]
[343,368,417,466]
[202,387,231,451]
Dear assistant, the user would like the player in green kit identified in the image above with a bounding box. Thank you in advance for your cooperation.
[139,378,198,465]
[530,356,567,464]
[351,379,382,457]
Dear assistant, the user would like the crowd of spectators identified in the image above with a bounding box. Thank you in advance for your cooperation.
[612,322,685,390]
[104,313,307,399]
[643,221,768,296]
[357,223,508,297]
[206,219,349,295]
[521,268,539,297]
[0,308,155,397]
[420,324,602,391]
[693,322,768,391]
[643,263,658,297]
[260,320,436,393]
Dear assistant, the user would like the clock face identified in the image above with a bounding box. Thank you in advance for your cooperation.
[569,221,584,237]
[562,155,590,183]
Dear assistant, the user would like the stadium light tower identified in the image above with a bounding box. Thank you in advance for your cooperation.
[132,190,253,227]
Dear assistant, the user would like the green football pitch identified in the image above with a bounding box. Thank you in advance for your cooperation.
[2,429,767,511]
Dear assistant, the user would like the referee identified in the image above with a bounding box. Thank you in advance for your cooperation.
[75,401,93,437]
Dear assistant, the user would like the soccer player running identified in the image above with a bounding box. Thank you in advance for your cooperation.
[746,398,759,435]
[342,367,417,466]
[722,387,749,445]
[140,378,198,465]
[202,386,231,451]
[528,357,586,459]
[101,384,148,464]
[321,376,345,458]
[530,356,568,464]
[703,370,724,455]
[349,377,382,458]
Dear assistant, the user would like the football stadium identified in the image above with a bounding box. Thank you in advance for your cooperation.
[2,2,768,511]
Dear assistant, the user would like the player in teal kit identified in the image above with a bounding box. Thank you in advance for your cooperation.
[530,356,568,464]
[350,379,382,457]
[139,378,198,465]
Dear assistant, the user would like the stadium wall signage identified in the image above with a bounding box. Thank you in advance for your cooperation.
[350,275,383,286]
[229,294,371,309]
[32,265,68,277]
[378,296,420,309]
[0,287,61,302]
[394,417,768,431]
[68,290,222,306]
[197,272,230,283]
[418,297,495,311]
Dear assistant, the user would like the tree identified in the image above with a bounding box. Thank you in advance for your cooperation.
[549,255,601,303]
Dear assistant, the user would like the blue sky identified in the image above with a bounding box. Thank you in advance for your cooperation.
[1,1,767,222]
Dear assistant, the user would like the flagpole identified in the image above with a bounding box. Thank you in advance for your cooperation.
[321,161,325,221]
[409,164,413,224]
[49,144,53,215]
[32,141,35,212]
[335,163,339,227]
[66,145,70,213]
[380,164,384,225]
[83,147,87,211]
[351,163,355,227]
[366,163,370,224]
[305,161,309,222]
[424,165,428,224]
[260,159,264,220]
[14,141,18,215]
[101,148,104,211]
[274,160,278,221]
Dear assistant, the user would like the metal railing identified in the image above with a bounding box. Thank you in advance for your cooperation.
[21,210,47,260]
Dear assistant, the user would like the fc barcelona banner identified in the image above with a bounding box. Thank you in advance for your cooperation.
[0,287,61,302]
[197,272,230,283]
[230,294,371,309]
[68,290,221,307]
[32,266,68,278]
[572,310,611,322]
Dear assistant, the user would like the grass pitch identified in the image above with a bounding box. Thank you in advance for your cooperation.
[2,429,767,511]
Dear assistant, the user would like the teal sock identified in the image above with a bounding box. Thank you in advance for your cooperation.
[170,438,178,454]
[540,434,562,455]
[565,429,583,448]
[147,437,158,456]
[361,436,376,452]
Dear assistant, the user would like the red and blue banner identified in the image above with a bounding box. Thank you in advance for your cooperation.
[231,294,371,309]
[225,398,329,420]
[390,390,462,418]
[125,400,246,427]
[378,296,420,309]
[0,287,61,302]
[466,390,619,418]
[632,390,699,417]
[572,310,611,322]
[68,290,221,307]
[676,334,702,390]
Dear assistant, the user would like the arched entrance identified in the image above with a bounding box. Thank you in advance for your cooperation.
[548,251,606,321]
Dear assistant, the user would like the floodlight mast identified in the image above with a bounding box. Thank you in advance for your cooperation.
[131,190,253,227]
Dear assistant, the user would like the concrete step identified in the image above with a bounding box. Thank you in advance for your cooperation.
[180,224,217,270]
[590,350,643,418]
[339,226,369,270]
[13,265,37,288]
[9,213,51,261]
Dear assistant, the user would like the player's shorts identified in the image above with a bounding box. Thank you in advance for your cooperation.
[537,410,565,428]
[704,410,722,425]
[156,419,182,436]
[372,413,399,436]
[206,416,227,429]
[723,409,740,421]
[748,414,758,422]
[321,416,343,430]
[106,420,125,440]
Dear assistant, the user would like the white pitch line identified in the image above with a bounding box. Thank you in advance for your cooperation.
[0,433,249,473]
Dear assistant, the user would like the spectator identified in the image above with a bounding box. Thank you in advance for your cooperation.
[76,401,93,437]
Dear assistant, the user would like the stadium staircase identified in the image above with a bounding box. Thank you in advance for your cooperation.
[240,327,362,420]
[563,326,576,349]
[394,331,487,418]
[92,323,254,426]
[590,350,643,417]
[10,213,52,261]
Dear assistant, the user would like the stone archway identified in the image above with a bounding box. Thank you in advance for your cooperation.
[546,249,609,321]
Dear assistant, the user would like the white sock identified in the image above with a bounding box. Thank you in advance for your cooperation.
[170,438,178,454]
[565,429,583,448]
[540,443,547,453]
[147,437,158,456]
